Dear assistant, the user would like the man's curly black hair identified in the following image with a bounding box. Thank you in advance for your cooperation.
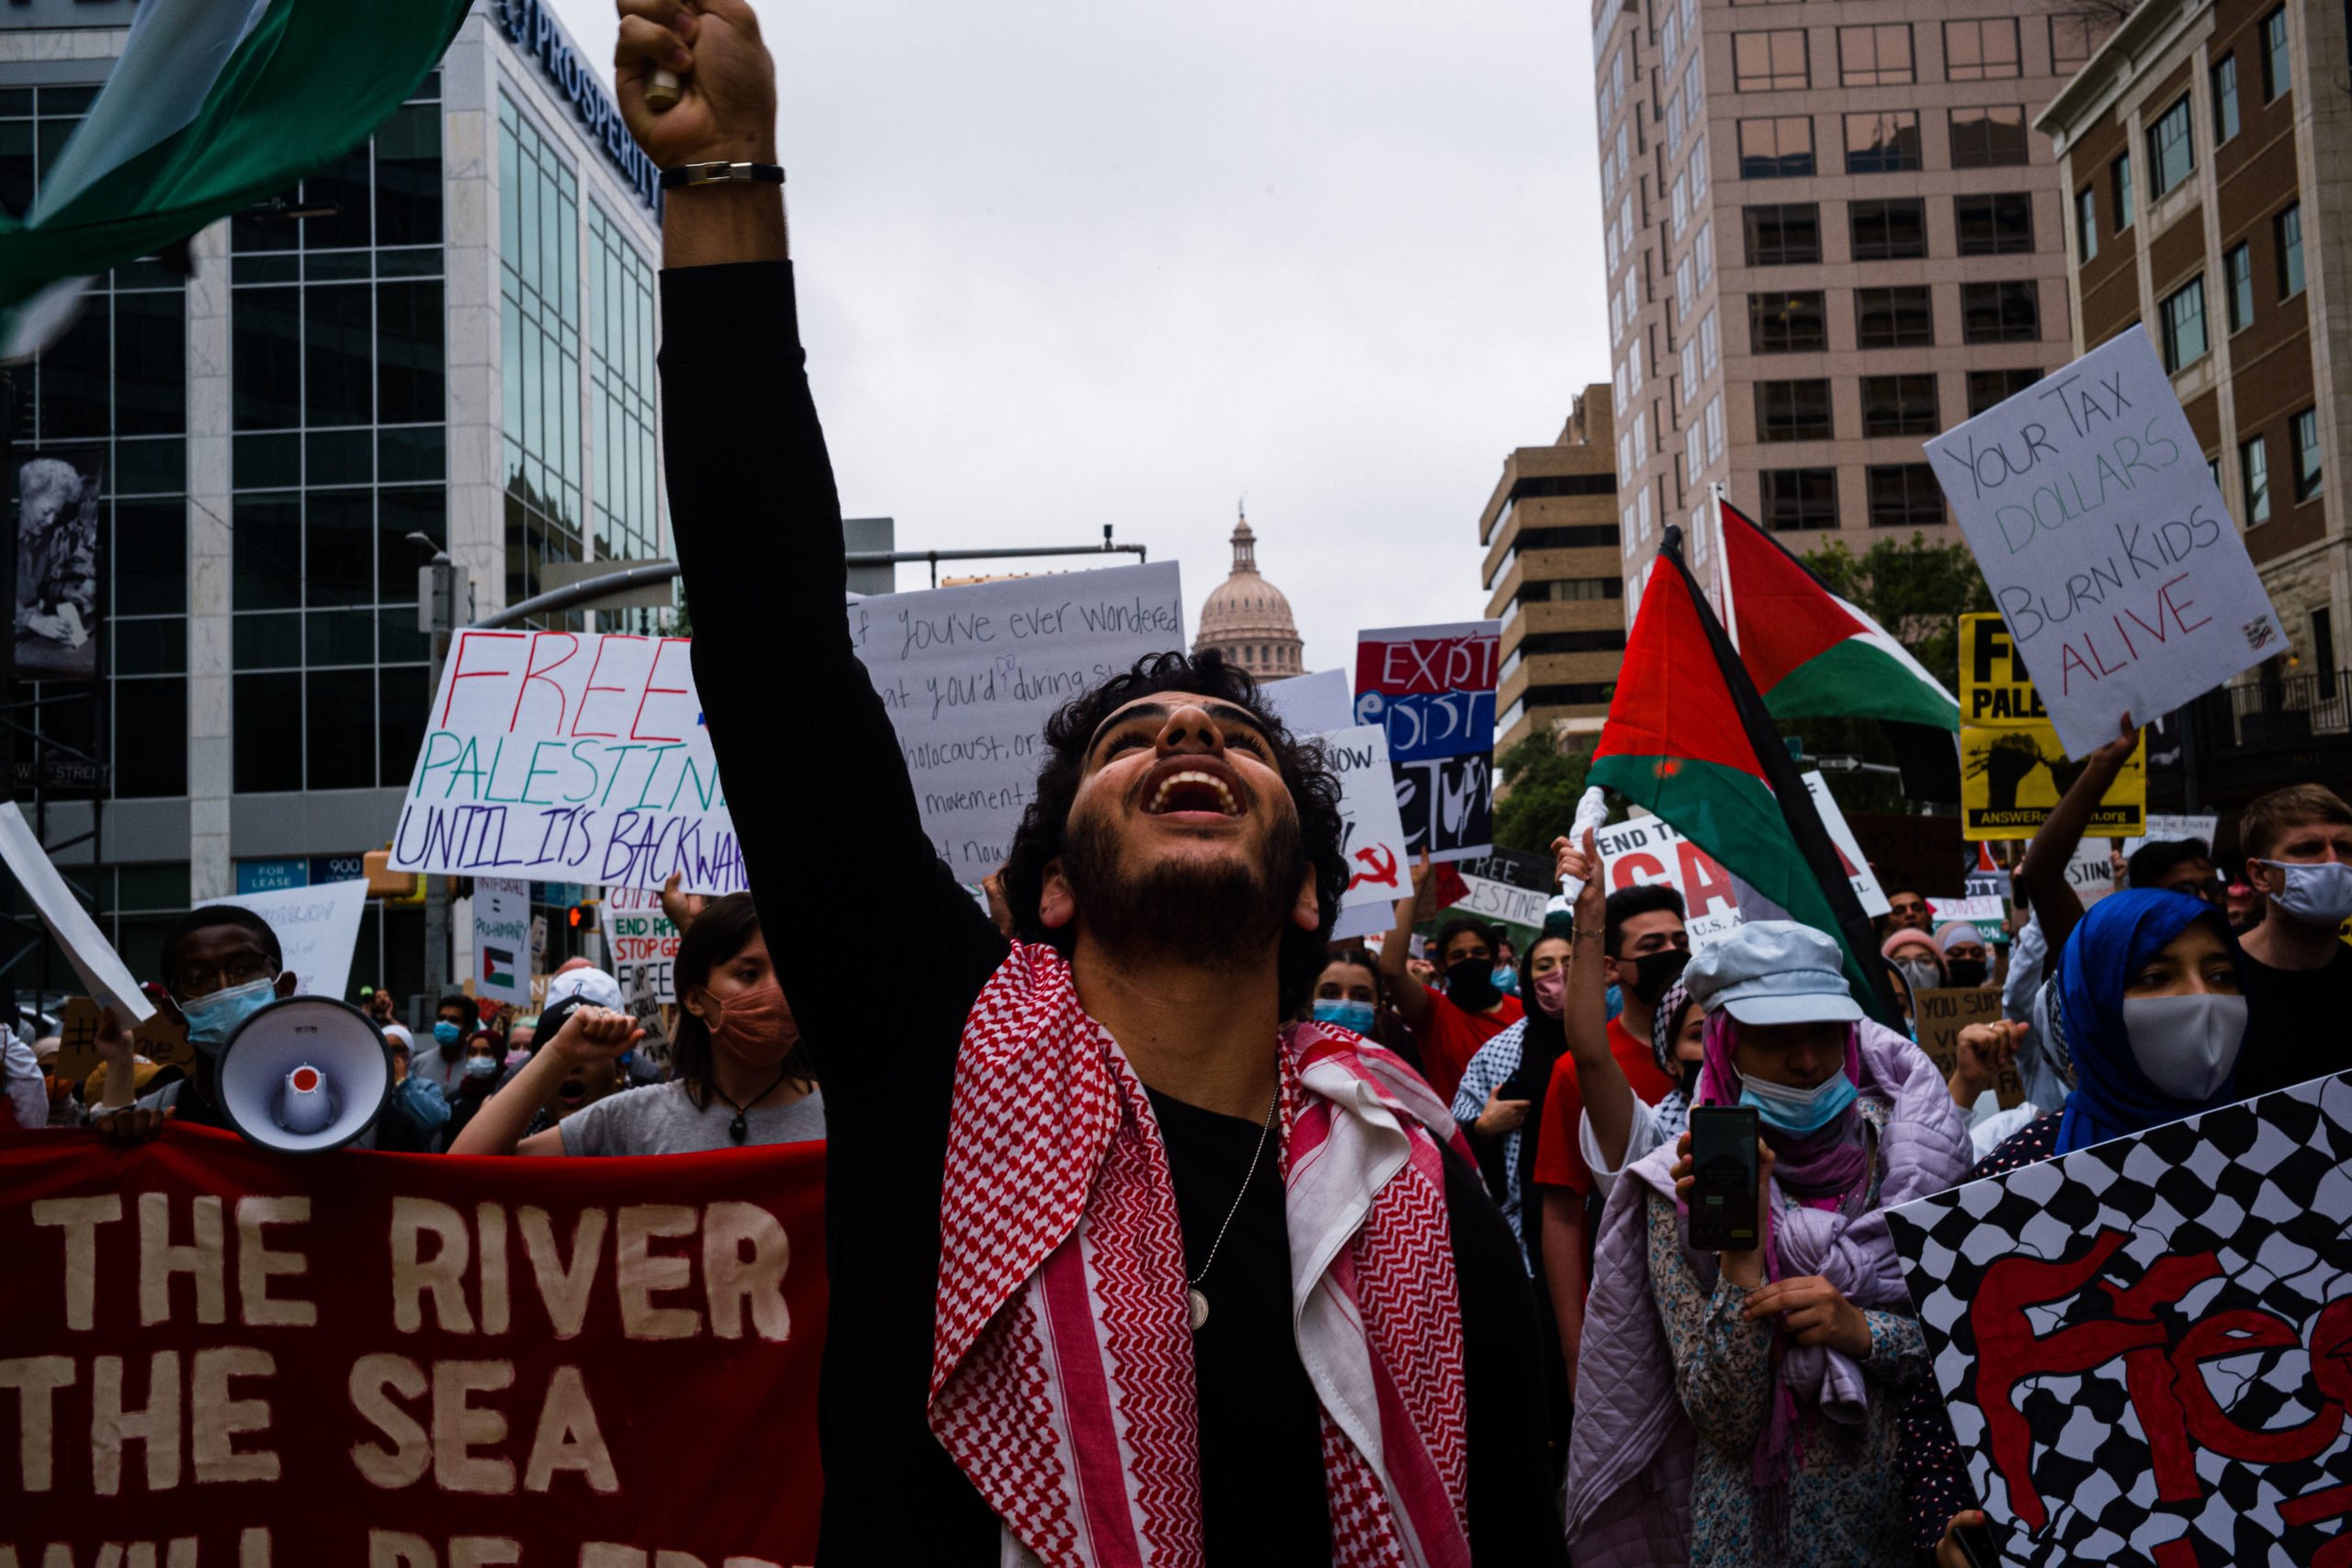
[998,648,1350,1017]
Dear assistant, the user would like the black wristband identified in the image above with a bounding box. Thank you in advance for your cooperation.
[659,162,786,189]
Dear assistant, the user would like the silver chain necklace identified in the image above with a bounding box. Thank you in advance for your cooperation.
[1186,1082,1282,1332]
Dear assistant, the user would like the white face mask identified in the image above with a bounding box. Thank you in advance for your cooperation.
[2120,993,2247,1100]
[2263,860,2352,929]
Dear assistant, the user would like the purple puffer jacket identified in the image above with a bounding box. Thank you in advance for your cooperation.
[1560,1019,1971,1566]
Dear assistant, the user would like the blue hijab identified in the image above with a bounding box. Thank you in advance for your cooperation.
[2052,888,2243,1155]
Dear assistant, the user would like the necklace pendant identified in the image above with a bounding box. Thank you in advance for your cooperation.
[729,1111,748,1145]
[1187,1287,1210,1331]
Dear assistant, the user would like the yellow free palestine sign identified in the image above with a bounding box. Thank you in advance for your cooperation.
[1959,613,2146,841]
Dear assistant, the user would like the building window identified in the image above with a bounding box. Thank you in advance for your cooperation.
[2159,276,2209,370]
[2244,434,2271,524]
[1867,465,1945,527]
[1695,220,1713,286]
[499,94,584,615]
[1750,291,1829,352]
[1735,29,1810,90]
[1704,396,1725,462]
[1700,307,1720,372]
[2294,408,2324,500]
[2225,243,2255,331]
[2052,15,2100,75]
[2213,54,2240,144]
[1756,379,1834,442]
[2075,187,2099,264]
[1838,25,1914,87]
[1962,281,2041,344]
[229,78,444,796]
[588,206,662,590]
[1951,106,2030,169]
[2149,96,2195,197]
[1861,375,1939,437]
[1850,199,1928,261]
[2112,153,2134,231]
[1761,468,1838,530]
[1744,203,1822,265]
[2278,202,2305,297]
[1857,287,1934,349]
[1844,111,1922,175]
[1943,19,2020,80]
[2262,6,2290,101]
[1956,193,2034,254]
[1967,367,2041,416]
[1738,116,1815,177]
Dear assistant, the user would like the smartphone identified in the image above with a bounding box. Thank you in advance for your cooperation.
[1953,1519,2005,1568]
[1686,1106,1760,1252]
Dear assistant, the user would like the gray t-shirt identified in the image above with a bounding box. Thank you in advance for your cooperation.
[558,1079,825,1156]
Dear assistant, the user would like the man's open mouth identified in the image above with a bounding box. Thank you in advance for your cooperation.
[1143,768,1242,817]
[559,1080,586,1105]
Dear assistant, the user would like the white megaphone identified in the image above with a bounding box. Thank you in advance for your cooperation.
[214,996,392,1154]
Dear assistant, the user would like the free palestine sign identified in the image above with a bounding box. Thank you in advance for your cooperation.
[1926,328,2282,757]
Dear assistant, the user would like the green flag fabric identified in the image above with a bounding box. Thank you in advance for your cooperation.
[0,0,469,359]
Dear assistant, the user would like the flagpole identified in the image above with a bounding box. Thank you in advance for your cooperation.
[1659,525,1902,1024]
[1710,481,1736,653]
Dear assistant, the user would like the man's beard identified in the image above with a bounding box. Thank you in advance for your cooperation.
[1060,803,1303,971]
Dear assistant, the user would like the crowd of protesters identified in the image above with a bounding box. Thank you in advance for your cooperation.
[9,10,2352,1560]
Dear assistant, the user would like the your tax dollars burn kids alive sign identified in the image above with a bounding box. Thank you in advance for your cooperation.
[1927,327,2282,758]
[1353,621,1500,864]
[1886,1074,2352,1568]
[389,563,1184,892]
[0,1125,828,1566]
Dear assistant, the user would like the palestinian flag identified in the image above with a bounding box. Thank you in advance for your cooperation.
[1717,498,1962,798]
[1595,532,1897,1019]
[0,0,471,358]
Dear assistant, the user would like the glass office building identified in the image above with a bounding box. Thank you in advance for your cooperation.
[0,0,666,1007]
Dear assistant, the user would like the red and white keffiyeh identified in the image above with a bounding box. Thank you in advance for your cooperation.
[928,942,1476,1568]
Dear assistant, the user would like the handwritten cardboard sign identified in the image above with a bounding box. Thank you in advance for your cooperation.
[472,877,533,1007]
[1928,329,2284,757]
[2122,813,2219,855]
[1321,724,1414,944]
[851,560,1185,877]
[0,802,151,1023]
[1959,614,2146,841]
[1911,985,2024,1109]
[1353,620,1500,864]
[1453,873,1554,933]
[596,884,678,1005]
[1887,1074,2352,1567]
[198,880,370,1003]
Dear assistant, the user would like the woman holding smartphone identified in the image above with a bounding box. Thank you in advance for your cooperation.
[1563,921,1972,1568]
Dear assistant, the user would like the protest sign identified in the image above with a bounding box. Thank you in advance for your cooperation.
[51,995,192,1087]
[1596,814,1743,946]
[854,561,1183,877]
[1453,873,1553,933]
[1318,725,1413,945]
[597,883,679,1005]
[0,801,151,1023]
[1261,667,1352,735]
[1959,614,2145,840]
[1887,1073,2352,1568]
[390,564,1185,892]
[1910,986,2024,1109]
[1354,620,1500,863]
[622,953,673,1077]
[2122,812,2220,856]
[2061,840,2116,906]
[1806,771,1891,919]
[1928,894,2007,944]
[472,877,533,1007]
[389,630,739,895]
[0,1124,827,1566]
[1928,328,2284,756]
[198,880,369,1003]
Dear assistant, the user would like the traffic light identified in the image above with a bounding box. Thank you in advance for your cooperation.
[567,899,599,930]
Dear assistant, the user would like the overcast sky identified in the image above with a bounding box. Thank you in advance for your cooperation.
[550,0,1609,671]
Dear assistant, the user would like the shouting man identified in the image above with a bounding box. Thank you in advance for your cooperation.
[615,4,1558,1564]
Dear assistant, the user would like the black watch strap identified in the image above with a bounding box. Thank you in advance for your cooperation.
[659,161,786,189]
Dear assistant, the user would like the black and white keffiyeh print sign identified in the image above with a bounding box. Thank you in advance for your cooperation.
[1886,1074,2352,1568]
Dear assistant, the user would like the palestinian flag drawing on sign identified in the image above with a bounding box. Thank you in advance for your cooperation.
[1717,498,1962,800]
[483,946,517,990]
[1595,530,1897,1019]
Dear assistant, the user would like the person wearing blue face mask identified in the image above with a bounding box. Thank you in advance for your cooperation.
[89,905,298,1142]
[1306,949,1422,1078]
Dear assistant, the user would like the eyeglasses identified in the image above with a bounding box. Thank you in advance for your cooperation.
[170,955,278,1001]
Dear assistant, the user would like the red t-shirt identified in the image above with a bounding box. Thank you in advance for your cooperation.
[1532,1015,1683,1195]
[1414,990,1523,1106]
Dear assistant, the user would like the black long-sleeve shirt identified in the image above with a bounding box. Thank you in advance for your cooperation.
[658,259,1563,1565]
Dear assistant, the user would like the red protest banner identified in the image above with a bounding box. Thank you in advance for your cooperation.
[0,1126,825,1568]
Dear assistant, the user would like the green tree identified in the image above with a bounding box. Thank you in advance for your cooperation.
[1492,735,1592,856]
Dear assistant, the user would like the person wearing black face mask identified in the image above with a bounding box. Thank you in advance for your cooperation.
[1935,923,1993,989]
[1380,853,1525,1106]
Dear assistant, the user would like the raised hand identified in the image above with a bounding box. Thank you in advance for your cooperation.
[548,1005,644,1068]
[614,0,776,168]
[660,870,709,935]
